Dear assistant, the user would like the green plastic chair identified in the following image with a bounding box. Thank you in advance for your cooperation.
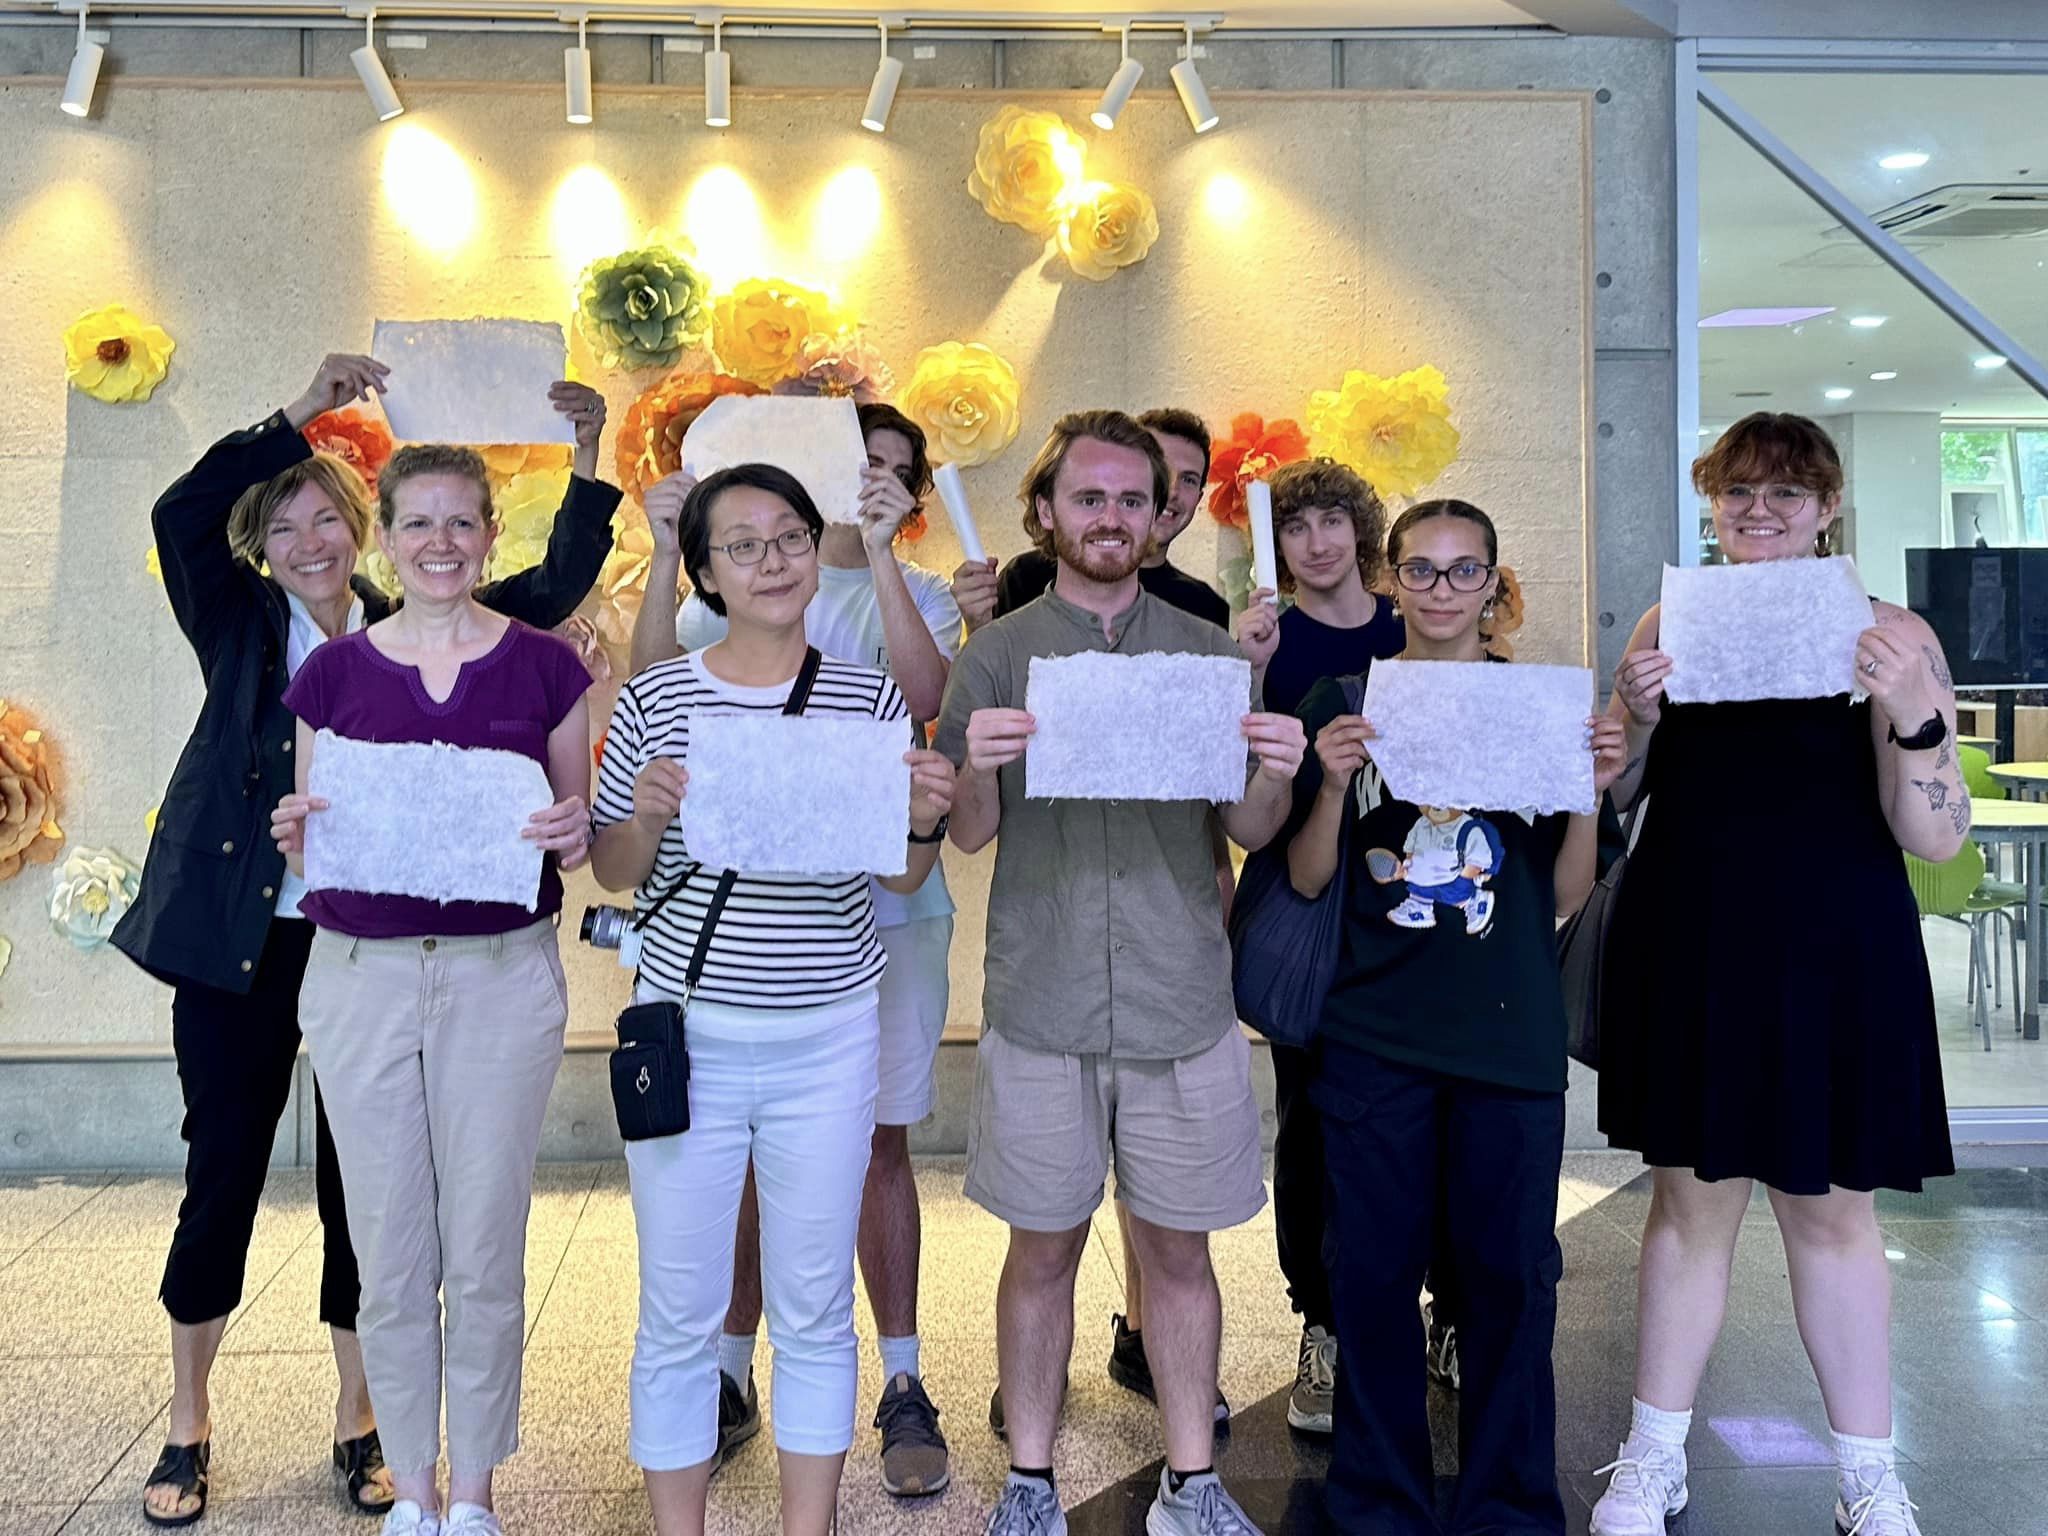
[1905,840,2020,1051]
[1958,743,2005,804]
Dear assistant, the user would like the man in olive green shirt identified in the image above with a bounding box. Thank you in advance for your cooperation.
[932,409,1305,1536]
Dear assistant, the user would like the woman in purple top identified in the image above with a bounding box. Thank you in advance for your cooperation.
[272,444,594,1536]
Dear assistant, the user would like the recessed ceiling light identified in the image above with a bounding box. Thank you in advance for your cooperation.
[1699,306,1836,328]
[1869,371,1898,381]
[1879,151,1930,170]
[1825,388,1855,401]
[1976,354,2009,369]
[1849,315,1887,329]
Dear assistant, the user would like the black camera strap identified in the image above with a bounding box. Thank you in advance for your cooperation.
[629,646,825,986]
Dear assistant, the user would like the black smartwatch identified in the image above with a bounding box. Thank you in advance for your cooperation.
[1887,714,1948,752]
[909,815,949,845]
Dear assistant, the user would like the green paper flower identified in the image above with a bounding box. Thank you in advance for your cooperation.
[575,245,714,372]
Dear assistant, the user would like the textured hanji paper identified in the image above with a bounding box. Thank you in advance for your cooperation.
[684,715,910,876]
[1025,652,1252,803]
[681,395,867,524]
[1660,556,1871,703]
[371,319,575,445]
[1363,660,1596,815]
[304,731,556,909]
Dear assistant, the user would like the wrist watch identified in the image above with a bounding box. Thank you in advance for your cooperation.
[1887,714,1947,752]
[909,815,949,845]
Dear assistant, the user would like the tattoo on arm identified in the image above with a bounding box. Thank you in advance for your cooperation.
[1912,778,1950,814]
[1937,741,1952,771]
[1923,645,1954,690]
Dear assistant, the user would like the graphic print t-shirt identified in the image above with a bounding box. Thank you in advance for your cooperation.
[1295,674,1571,1093]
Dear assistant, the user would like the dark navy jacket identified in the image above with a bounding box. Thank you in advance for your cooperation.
[109,412,621,994]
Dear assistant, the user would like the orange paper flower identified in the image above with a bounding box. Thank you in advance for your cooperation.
[0,700,64,883]
[1206,413,1311,530]
[615,370,765,503]
[302,410,394,494]
[1482,564,1526,660]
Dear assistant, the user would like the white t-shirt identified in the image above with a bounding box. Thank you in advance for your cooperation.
[276,589,364,920]
[677,557,963,927]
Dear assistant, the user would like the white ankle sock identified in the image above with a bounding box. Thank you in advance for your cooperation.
[1832,1428,1897,1496]
[718,1331,757,1387]
[878,1333,921,1382]
[1628,1397,1693,1450]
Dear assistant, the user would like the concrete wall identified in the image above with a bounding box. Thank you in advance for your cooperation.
[0,27,1677,1167]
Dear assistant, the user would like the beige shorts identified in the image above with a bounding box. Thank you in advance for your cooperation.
[965,1025,1267,1235]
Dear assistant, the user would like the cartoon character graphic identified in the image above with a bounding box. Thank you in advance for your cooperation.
[1365,806,1506,936]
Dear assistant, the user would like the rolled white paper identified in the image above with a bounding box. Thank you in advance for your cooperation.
[1247,479,1279,602]
[933,462,987,564]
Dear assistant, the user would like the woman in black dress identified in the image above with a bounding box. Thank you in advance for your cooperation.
[1589,414,1963,1536]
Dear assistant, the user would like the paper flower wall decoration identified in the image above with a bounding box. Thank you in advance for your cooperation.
[0,701,63,883]
[615,369,764,503]
[897,342,1022,469]
[576,244,715,372]
[1207,413,1312,530]
[712,278,843,389]
[595,507,657,649]
[0,932,11,982]
[1306,365,1461,501]
[1057,183,1160,282]
[63,304,176,404]
[146,545,162,583]
[357,550,402,599]
[303,410,395,494]
[49,845,140,951]
[770,329,896,404]
[552,615,613,686]
[1482,565,1526,660]
[968,106,1086,237]
[484,469,570,580]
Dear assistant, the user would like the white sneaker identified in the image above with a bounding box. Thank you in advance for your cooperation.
[1836,1463,1923,1536]
[381,1501,442,1536]
[442,1503,503,1536]
[1589,1439,1688,1535]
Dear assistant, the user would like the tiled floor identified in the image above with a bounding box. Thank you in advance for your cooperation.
[3,1155,2046,1535]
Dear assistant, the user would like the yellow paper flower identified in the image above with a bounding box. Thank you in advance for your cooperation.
[478,443,573,485]
[357,550,403,599]
[145,803,159,838]
[485,469,570,581]
[48,845,141,951]
[63,304,176,404]
[0,931,11,981]
[711,278,842,389]
[1057,181,1159,282]
[968,107,1087,237]
[145,545,162,583]
[595,507,657,649]
[1306,365,1462,501]
[897,341,1023,469]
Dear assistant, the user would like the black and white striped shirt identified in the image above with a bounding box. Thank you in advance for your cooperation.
[593,651,910,1018]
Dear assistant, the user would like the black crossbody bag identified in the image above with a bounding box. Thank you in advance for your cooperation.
[608,647,824,1142]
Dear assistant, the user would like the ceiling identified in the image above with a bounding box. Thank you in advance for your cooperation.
[577,1,1551,22]
[1699,69,2048,428]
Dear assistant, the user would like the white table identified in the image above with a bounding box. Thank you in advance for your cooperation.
[1967,801,2048,1042]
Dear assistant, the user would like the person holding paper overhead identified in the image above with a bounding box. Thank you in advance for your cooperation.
[110,353,616,1530]
[628,402,967,1497]
[1589,414,1962,1536]
[1287,498,1628,1536]
[270,442,599,1536]
[933,409,1305,1536]
[589,462,956,1536]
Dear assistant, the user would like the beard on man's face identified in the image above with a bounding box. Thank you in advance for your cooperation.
[1053,517,1149,582]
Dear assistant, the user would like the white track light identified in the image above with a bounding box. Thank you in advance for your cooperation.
[704,17,731,128]
[60,6,102,119]
[350,12,404,122]
[1091,25,1142,131]
[1170,25,1216,133]
[862,21,902,133]
[565,15,592,124]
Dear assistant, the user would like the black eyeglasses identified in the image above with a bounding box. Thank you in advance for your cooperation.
[710,528,817,567]
[1392,558,1496,594]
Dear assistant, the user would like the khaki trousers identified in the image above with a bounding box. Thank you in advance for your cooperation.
[299,919,567,1478]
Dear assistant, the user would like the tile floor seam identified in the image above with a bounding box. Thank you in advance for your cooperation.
[6,1170,121,1260]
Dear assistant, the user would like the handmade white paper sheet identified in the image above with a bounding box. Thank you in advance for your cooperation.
[684,715,910,876]
[1362,660,1596,816]
[303,731,556,909]
[1024,652,1252,803]
[371,319,574,446]
[681,395,867,525]
[1660,556,1871,704]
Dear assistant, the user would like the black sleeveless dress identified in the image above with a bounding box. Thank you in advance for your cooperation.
[1597,696,1955,1195]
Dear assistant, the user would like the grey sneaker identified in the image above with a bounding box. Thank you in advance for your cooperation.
[1835,1463,1922,1536]
[1145,1469,1264,1536]
[1286,1324,1336,1435]
[985,1472,1067,1535]
[875,1373,950,1497]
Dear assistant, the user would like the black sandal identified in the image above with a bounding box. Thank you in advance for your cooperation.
[141,1440,210,1528]
[333,1429,395,1515]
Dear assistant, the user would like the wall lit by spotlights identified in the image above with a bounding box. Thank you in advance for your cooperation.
[0,79,1590,1051]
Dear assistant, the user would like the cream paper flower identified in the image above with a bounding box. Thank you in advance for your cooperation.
[48,845,141,951]
[896,341,1023,469]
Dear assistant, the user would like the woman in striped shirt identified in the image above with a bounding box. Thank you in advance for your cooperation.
[590,463,955,1536]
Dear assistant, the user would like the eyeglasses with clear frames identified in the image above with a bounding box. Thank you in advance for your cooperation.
[710,528,818,567]
[1715,485,1814,516]
[1393,558,1496,594]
